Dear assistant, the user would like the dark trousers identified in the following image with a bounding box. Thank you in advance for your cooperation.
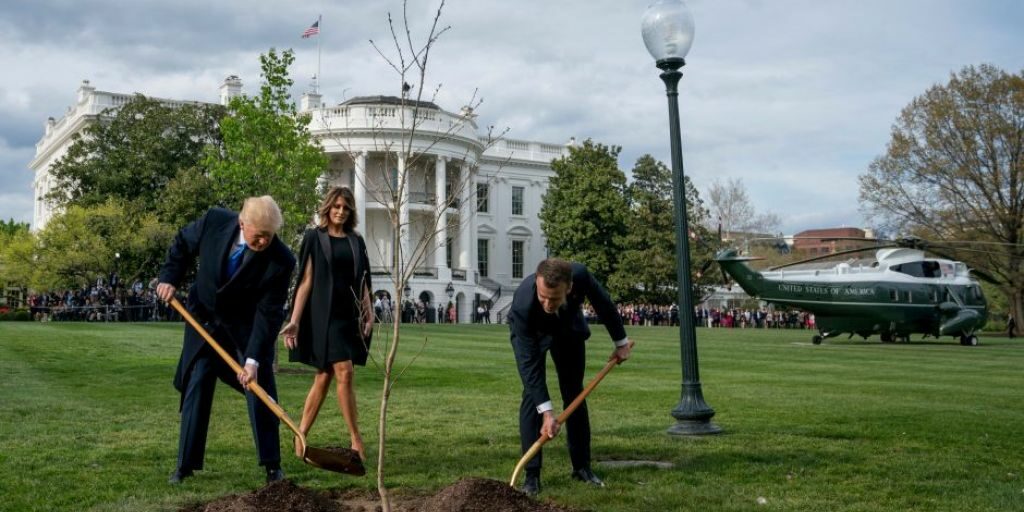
[518,336,591,477]
[177,347,281,471]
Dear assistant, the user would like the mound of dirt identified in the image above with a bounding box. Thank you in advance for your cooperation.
[179,477,584,512]
[180,480,346,512]
[416,478,579,512]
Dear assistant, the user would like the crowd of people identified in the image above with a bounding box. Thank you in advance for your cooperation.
[25,276,180,322]
[694,307,816,329]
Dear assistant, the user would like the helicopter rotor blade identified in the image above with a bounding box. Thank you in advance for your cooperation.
[768,244,897,271]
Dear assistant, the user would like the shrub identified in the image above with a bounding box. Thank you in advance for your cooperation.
[12,309,31,321]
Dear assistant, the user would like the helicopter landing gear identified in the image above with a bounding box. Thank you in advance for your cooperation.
[959,334,979,346]
[812,334,823,345]
[880,332,894,343]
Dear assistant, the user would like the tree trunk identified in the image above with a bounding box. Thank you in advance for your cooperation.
[377,295,402,512]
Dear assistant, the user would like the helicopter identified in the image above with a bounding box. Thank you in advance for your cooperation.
[714,237,992,346]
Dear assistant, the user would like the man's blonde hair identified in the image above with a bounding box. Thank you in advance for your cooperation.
[239,196,284,233]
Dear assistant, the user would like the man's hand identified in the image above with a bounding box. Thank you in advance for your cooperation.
[156,283,176,302]
[237,362,257,387]
[279,321,299,350]
[610,339,634,364]
[540,411,561,439]
[362,319,373,339]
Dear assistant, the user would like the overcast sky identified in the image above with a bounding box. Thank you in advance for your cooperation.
[1,0,1021,234]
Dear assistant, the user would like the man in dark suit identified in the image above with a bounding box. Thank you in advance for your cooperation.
[509,258,632,496]
[156,196,296,484]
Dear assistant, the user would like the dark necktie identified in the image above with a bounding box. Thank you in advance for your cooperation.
[227,242,246,278]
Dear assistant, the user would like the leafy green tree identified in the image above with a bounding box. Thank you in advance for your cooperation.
[31,201,173,290]
[609,155,716,304]
[0,219,29,240]
[0,227,36,290]
[45,95,225,222]
[539,139,628,284]
[206,48,327,244]
[858,64,1024,321]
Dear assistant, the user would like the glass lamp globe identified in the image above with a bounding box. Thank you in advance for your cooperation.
[641,0,695,63]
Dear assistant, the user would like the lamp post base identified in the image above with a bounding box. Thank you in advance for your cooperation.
[667,419,723,436]
[667,384,723,436]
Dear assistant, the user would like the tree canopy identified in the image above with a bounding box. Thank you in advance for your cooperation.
[539,139,628,284]
[608,155,717,304]
[46,95,225,223]
[859,63,1024,318]
[704,177,780,241]
[206,48,327,244]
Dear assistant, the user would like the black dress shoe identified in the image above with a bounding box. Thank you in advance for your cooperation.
[168,468,193,485]
[265,468,285,483]
[522,474,541,496]
[571,467,605,487]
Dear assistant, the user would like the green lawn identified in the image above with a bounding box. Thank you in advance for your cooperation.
[0,322,1022,511]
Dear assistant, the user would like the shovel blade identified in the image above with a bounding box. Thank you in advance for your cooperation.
[303,446,366,476]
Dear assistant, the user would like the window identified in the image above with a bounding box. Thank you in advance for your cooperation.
[512,186,524,216]
[446,237,453,269]
[477,239,489,278]
[512,240,525,279]
[476,183,489,213]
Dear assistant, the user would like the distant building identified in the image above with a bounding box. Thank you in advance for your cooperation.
[30,78,571,322]
[792,227,873,255]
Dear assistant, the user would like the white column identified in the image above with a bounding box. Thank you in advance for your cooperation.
[458,164,472,276]
[434,156,448,269]
[398,153,410,273]
[355,151,367,234]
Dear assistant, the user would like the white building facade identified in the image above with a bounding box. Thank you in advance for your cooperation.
[30,78,568,322]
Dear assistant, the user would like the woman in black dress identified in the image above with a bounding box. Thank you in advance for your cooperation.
[281,186,373,460]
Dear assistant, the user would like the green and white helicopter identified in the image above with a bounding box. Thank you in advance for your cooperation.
[714,238,993,346]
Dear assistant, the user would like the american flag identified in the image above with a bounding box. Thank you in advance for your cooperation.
[301,19,320,38]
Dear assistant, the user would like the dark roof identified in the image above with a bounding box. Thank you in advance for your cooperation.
[340,95,440,110]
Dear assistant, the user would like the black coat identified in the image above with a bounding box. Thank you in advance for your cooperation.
[288,228,372,367]
[508,263,627,408]
[159,208,296,395]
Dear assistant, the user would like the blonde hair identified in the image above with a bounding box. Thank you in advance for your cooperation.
[239,196,284,233]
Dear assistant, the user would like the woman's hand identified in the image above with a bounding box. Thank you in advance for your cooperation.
[363,318,374,339]
[279,321,299,350]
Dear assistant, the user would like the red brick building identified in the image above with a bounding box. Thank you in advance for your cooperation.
[792,227,872,255]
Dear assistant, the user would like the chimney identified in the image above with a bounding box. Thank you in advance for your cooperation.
[219,75,242,105]
[300,91,322,111]
[76,79,95,105]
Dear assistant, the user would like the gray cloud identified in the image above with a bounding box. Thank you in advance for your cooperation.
[1,0,1022,233]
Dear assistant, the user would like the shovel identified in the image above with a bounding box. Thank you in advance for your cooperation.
[168,297,365,476]
[509,341,633,487]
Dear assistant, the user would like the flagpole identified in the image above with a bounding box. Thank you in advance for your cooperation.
[316,14,322,94]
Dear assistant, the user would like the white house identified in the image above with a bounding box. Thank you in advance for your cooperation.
[29,78,570,322]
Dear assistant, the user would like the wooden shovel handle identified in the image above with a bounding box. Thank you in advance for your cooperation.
[509,342,633,487]
[168,297,306,449]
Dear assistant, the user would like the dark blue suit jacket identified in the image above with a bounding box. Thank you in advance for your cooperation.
[509,263,626,408]
[159,208,296,395]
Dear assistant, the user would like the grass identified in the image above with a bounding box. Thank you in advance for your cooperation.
[0,322,1022,511]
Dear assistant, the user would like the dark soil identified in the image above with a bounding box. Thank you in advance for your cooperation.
[179,477,584,512]
[417,477,580,512]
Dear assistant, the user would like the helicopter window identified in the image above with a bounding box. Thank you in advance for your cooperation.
[904,290,912,303]
[891,262,939,278]
[931,289,939,302]
[889,289,898,301]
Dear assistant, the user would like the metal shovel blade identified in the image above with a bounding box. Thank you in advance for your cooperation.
[303,446,366,476]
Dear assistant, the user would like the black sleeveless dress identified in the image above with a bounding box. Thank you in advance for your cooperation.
[324,234,361,365]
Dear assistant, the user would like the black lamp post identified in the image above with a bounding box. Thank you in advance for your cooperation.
[642,0,721,436]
